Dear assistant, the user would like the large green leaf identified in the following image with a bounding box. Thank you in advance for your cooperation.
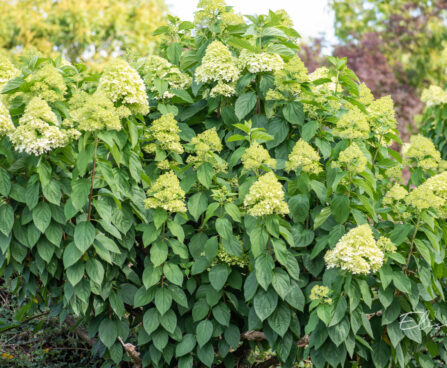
[74,221,95,253]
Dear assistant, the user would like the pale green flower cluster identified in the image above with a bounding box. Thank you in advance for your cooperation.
[421,85,447,107]
[377,236,396,254]
[403,134,441,171]
[194,0,244,27]
[0,99,14,135]
[9,97,80,155]
[195,41,240,86]
[324,224,384,275]
[98,58,149,115]
[187,127,226,170]
[383,184,408,205]
[385,165,404,182]
[309,67,337,93]
[244,172,289,217]
[238,50,284,74]
[213,243,249,268]
[241,142,276,171]
[26,63,67,102]
[285,139,322,175]
[405,172,447,215]
[69,90,130,131]
[358,83,374,105]
[144,171,186,213]
[0,57,20,89]
[273,55,308,96]
[309,285,332,305]
[211,186,236,204]
[334,143,367,174]
[334,107,370,139]
[157,160,172,170]
[367,96,397,144]
[142,56,192,99]
[209,81,236,98]
[145,113,183,154]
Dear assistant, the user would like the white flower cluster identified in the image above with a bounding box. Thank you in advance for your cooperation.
[0,56,20,89]
[142,56,192,99]
[98,58,149,115]
[324,224,384,275]
[195,41,240,97]
[0,99,14,135]
[238,50,284,74]
[9,97,80,155]
[421,85,447,107]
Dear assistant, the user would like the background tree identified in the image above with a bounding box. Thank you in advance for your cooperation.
[0,0,167,63]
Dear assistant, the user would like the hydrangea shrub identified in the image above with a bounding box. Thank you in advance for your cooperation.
[1,2,447,367]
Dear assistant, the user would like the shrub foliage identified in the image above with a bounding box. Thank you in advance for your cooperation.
[1,2,447,367]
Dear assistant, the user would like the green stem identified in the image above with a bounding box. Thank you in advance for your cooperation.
[87,137,99,222]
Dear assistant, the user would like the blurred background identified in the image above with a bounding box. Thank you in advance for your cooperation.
[2,0,447,141]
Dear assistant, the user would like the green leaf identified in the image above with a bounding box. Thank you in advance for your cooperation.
[282,102,304,126]
[224,203,241,222]
[172,89,194,103]
[74,221,95,253]
[0,205,14,236]
[163,262,184,286]
[255,254,274,290]
[66,262,84,286]
[212,303,230,326]
[235,92,257,120]
[155,287,172,315]
[1,77,25,94]
[313,207,331,230]
[216,218,232,240]
[266,118,289,149]
[33,202,51,233]
[71,179,90,211]
[37,239,54,263]
[209,264,229,291]
[86,258,104,284]
[197,343,214,367]
[0,168,11,196]
[224,324,240,349]
[254,288,278,321]
[176,334,196,358]
[167,42,182,65]
[45,222,62,246]
[134,287,154,308]
[328,317,350,347]
[288,194,309,223]
[268,303,291,337]
[63,242,83,269]
[197,163,214,189]
[272,269,290,300]
[285,283,305,311]
[160,310,177,334]
[249,227,268,258]
[143,308,159,335]
[196,320,213,348]
[110,292,125,319]
[42,181,61,205]
[151,241,168,267]
[188,192,208,221]
[331,195,350,224]
[99,319,117,348]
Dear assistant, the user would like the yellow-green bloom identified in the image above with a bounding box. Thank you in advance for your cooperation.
[187,127,226,170]
[238,50,284,74]
[0,99,14,135]
[273,55,308,96]
[421,85,447,107]
[144,171,186,213]
[69,90,130,131]
[146,113,183,154]
[358,83,374,106]
[210,81,236,98]
[383,184,408,205]
[195,41,240,84]
[334,107,370,140]
[9,97,78,155]
[0,56,20,89]
[142,56,192,99]
[213,241,249,268]
[98,58,149,115]
[335,143,367,174]
[309,285,332,304]
[285,139,322,175]
[377,236,396,253]
[324,224,384,275]
[244,172,289,217]
[195,0,244,27]
[368,96,397,144]
[241,142,276,171]
[404,135,441,171]
[26,63,67,102]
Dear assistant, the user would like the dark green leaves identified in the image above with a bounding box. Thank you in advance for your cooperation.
[254,288,278,321]
[188,192,208,221]
[209,264,229,291]
[282,102,304,126]
[0,205,13,236]
[99,319,117,348]
[176,334,196,358]
[235,92,257,120]
[196,320,213,348]
[330,195,350,224]
[32,202,51,233]
[0,168,11,196]
[74,221,95,253]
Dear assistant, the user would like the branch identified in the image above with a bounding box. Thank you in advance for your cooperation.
[65,316,96,347]
[118,336,142,368]
[1,311,49,333]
